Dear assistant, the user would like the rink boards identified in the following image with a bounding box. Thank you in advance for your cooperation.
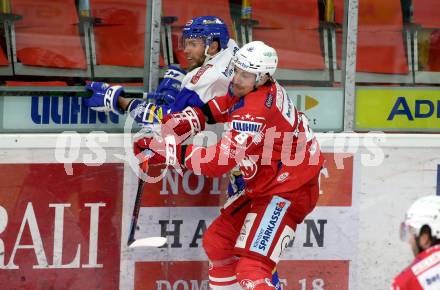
[0,133,439,290]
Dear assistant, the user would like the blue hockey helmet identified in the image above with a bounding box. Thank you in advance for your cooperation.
[182,16,230,49]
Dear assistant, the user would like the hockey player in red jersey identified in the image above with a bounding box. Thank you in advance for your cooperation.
[391,195,440,290]
[135,41,324,289]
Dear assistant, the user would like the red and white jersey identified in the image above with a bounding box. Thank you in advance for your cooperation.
[183,81,324,197]
[391,245,440,290]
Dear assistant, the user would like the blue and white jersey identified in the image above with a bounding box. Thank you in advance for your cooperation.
[127,39,238,126]
[173,39,239,112]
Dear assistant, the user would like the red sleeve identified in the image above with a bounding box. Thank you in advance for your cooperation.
[183,131,239,177]
[391,268,414,290]
[207,94,239,123]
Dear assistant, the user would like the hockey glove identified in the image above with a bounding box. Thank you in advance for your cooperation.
[145,92,167,104]
[134,135,184,167]
[161,106,206,143]
[227,169,246,197]
[84,82,125,114]
[154,65,186,105]
[127,100,166,125]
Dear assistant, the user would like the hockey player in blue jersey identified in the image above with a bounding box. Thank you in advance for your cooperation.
[83,15,238,125]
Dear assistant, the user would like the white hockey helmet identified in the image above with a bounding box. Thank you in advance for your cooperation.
[232,41,278,83]
[400,195,440,242]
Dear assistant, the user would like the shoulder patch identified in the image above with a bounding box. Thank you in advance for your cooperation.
[265,93,274,108]
[191,64,213,84]
[275,84,284,111]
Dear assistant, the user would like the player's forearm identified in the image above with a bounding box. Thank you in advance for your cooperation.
[118,96,132,112]
[183,143,237,177]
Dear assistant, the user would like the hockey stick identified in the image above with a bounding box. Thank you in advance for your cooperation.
[127,158,167,248]
[0,86,144,97]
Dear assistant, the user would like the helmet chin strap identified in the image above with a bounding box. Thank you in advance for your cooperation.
[203,46,213,65]
[255,72,263,84]
[254,73,270,89]
[252,74,260,91]
[202,40,223,66]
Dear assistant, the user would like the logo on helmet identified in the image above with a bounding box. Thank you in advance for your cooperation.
[263,51,276,57]
[247,46,255,52]
[202,18,223,25]
[234,58,250,70]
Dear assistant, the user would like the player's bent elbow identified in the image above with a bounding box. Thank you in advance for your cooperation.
[188,163,232,178]
[184,144,236,177]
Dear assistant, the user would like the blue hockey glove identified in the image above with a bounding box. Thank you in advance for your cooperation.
[84,82,125,114]
[227,169,246,197]
[144,92,175,106]
[154,65,186,105]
